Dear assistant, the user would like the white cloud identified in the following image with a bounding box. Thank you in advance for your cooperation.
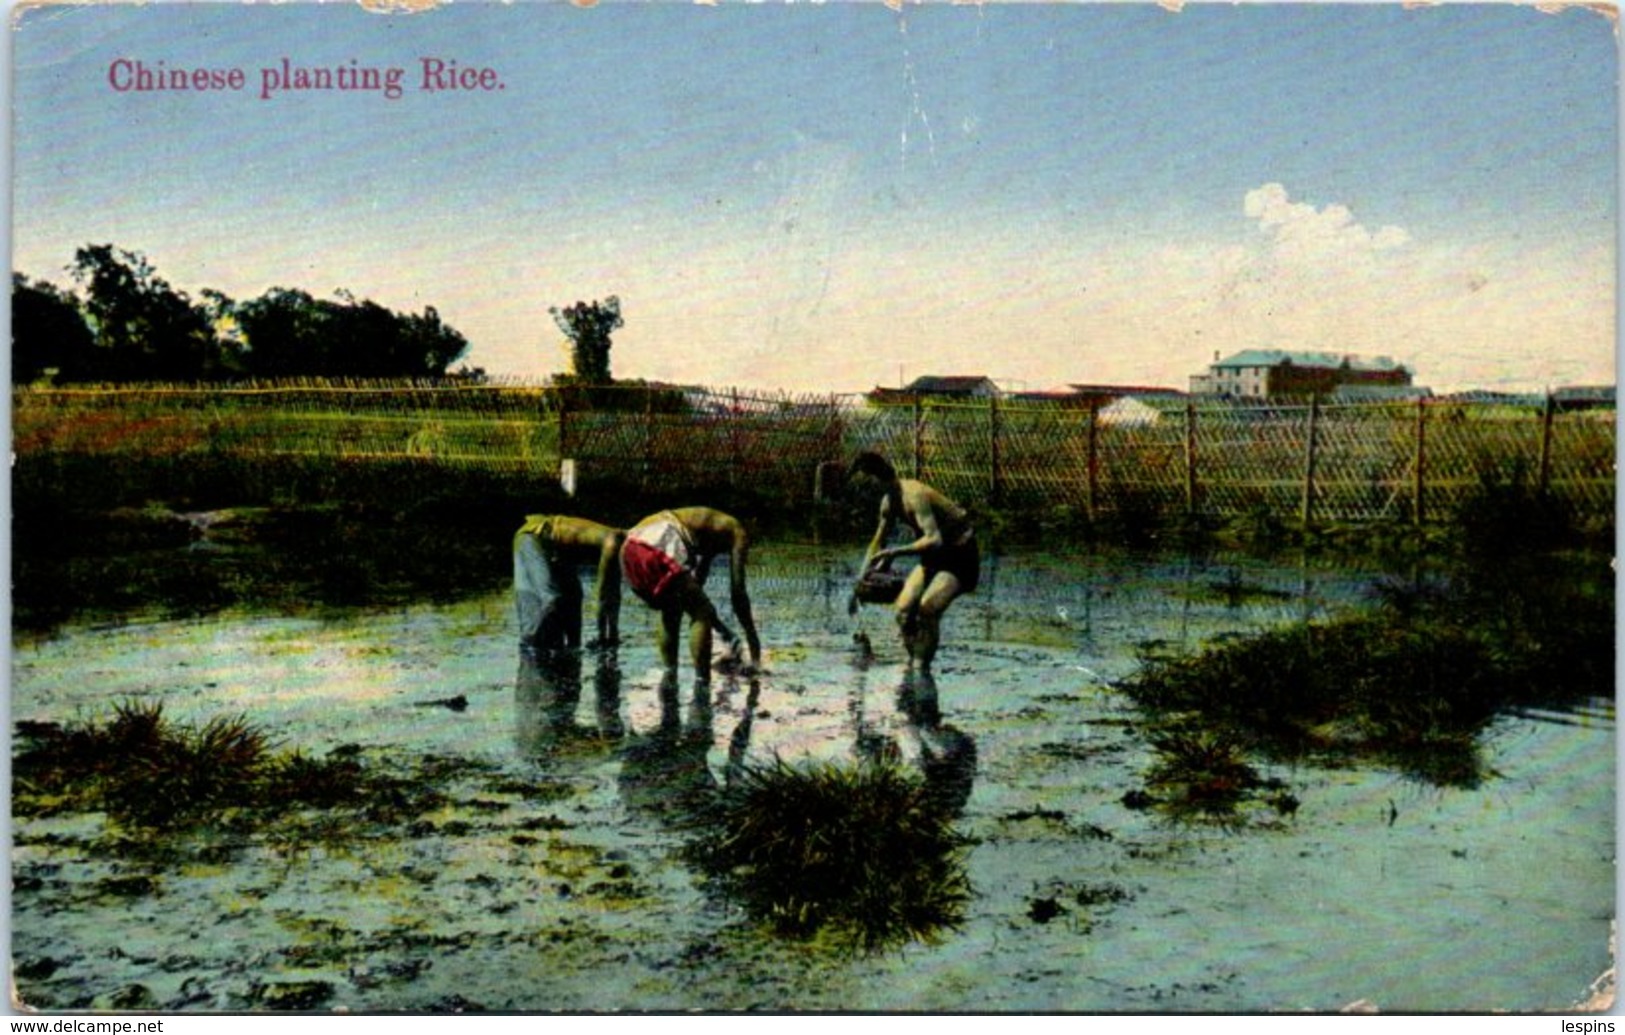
[1243,182,1412,264]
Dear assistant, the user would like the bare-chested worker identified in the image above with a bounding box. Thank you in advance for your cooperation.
[847,451,979,672]
[513,515,624,652]
[620,506,762,679]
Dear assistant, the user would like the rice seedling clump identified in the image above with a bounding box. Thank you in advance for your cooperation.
[13,700,416,831]
[1121,537,1613,789]
[691,757,972,953]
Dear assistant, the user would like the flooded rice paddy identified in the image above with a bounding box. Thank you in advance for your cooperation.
[10,546,1615,1013]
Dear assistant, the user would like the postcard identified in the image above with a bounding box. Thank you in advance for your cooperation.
[9,0,1616,1017]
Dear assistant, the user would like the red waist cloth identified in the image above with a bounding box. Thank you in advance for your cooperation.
[621,536,688,607]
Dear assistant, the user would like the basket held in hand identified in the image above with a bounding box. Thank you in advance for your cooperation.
[853,569,907,605]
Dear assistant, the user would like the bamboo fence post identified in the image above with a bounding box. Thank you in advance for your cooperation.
[556,388,571,462]
[827,394,844,456]
[642,386,654,493]
[1413,397,1427,526]
[1538,391,1556,495]
[1183,400,1198,516]
[989,393,1003,505]
[912,397,925,480]
[1086,401,1100,523]
[1300,394,1321,530]
[823,393,845,504]
[729,387,741,489]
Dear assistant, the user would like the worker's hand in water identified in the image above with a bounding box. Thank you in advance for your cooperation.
[717,639,760,676]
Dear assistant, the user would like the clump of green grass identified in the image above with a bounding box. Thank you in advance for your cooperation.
[1142,728,1265,819]
[1123,522,1612,790]
[690,757,972,954]
[1121,460,1610,796]
[14,700,380,830]
[1127,726,1301,826]
[1125,617,1501,787]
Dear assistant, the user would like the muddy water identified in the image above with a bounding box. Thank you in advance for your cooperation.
[10,547,1614,1013]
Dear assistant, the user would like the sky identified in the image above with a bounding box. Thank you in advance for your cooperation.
[9,1,1618,394]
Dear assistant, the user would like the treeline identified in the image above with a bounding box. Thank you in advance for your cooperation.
[13,244,474,384]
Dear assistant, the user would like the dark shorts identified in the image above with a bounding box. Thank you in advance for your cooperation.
[922,534,979,594]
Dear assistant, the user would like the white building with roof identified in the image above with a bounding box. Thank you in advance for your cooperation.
[1190,350,1413,400]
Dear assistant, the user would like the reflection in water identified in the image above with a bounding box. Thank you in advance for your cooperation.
[513,646,623,761]
[17,535,1610,1006]
[515,651,730,826]
[514,648,581,756]
[616,671,719,825]
[853,670,978,818]
[720,675,764,789]
[901,672,978,817]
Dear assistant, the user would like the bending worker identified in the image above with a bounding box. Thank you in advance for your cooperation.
[847,451,979,673]
[513,515,625,651]
[620,507,762,679]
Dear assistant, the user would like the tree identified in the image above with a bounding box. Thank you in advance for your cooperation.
[40,244,470,381]
[395,304,470,378]
[12,273,94,383]
[549,296,622,384]
[229,289,469,379]
[69,244,234,381]
[229,287,326,378]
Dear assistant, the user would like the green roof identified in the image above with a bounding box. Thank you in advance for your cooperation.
[1213,350,1403,373]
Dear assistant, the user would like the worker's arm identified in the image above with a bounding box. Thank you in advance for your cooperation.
[868,488,942,564]
[850,497,897,616]
[729,533,761,665]
[861,494,899,572]
[592,531,623,647]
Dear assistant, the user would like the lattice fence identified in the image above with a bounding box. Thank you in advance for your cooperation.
[849,396,1615,526]
[12,382,1615,527]
[556,384,846,500]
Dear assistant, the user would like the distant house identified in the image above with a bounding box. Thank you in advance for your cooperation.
[1329,383,1433,404]
[1190,350,1413,400]
[1006,389,1085,407]
[866,375,1000,405]
[1553,385,1616,412]
[1097,396,1167,426]
[1437,389,1544,407]
[1437,386,1616,414]
[1066,383,1184,408]
[1008,383,1185,412]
